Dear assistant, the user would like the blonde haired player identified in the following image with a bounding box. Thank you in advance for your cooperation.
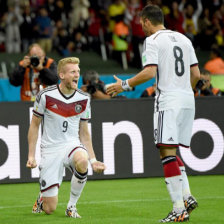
[107,4,200,223]
[27,57,106,218]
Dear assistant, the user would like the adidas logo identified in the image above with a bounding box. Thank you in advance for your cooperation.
[168,137,174,141]
[51,104,58,109]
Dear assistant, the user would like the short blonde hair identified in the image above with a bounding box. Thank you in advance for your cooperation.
[57,57,80,75]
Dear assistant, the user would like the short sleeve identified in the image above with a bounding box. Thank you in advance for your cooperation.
[81,97,91,121]
[33,92,46,117]
[142,37,158,67]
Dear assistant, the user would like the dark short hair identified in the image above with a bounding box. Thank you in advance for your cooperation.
[82,70,99,84]
[140,4,164,25]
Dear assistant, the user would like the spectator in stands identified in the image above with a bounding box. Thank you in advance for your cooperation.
[112,17,130,52]
[47,0,68,25]
[34,7,53,53]
[212,9,224,48]
[81,70,112,99]
[45,0,56,20]
[87,9,102,52]
[214,28,223,48]
[128,0,145,68]
[54,27,73,56]
[71,31,88,53]
[9,43,58,101]
[165,1,184,34]
[220,3,224,24]
[194,69,223,96]
[185,24,196,46]
[108,0,127,33]
[20,5,36,52]
[5,2,23,53]
[69,0,90,33]
[108,1,132,67]
[0,13,7,52]
[147,0,170,16]
[204,47,224,75]
[197,8,216,50]
[179,0,202,35]
[198,8,212,33]
[53,20,73,56]
[89,0,111,43]
[29,0,46,9]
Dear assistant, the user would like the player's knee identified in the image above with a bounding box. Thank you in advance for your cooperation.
[75,157,88,173]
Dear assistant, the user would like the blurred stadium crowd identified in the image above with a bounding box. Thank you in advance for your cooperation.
[0,0,223,68]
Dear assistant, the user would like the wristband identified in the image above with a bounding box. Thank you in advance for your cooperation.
[121,79,132,91]
[90,158,97,164]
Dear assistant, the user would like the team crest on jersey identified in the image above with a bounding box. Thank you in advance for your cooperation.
[75,104,82,113]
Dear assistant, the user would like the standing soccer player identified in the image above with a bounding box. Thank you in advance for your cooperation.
[26,57,106,218]
[107,4,200,223]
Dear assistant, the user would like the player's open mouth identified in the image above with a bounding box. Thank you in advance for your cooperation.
[73,80,78,84]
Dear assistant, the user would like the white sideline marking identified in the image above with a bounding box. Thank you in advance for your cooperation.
[0,196,224,210]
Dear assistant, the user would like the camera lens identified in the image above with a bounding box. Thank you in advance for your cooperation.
[30,56,40,67]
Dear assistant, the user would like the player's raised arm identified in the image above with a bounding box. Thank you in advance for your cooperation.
[106,66,157,96]
[26,115,42,168]
[79,121,106,173]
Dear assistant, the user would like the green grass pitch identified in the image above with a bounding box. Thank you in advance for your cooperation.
[0,175,224,224]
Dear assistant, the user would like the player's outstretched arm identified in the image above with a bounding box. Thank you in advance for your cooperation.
[79,121,106,173]
[106,66,156,96]
[26,115,42,169]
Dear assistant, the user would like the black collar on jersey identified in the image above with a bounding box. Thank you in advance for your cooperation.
[57,84,76,100]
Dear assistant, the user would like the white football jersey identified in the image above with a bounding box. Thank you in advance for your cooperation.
[33,85,91,149]
[142,29,198,111]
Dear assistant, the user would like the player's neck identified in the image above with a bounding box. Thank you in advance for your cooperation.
[59,83,76,95]
[152,25,166,34]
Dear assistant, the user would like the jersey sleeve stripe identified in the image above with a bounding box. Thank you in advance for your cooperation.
[76,89,90,97]
[190,63,198,67]
[156,143,180,148]
[33,110,44,117]
[36,85,57,103]
[81,118,90,121]
[144,64,158,68]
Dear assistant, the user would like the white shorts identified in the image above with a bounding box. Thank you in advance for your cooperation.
[39,143,87,196]
[153,108,195,148]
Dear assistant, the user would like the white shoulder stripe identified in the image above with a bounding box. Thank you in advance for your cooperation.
[36,85,57,103]
[76,89,90,97]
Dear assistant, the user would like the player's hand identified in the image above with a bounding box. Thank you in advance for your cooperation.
[91,161,106,173]
[26,157,37,169]
[106,75,124,97]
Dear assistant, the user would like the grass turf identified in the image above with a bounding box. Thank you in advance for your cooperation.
[0,175,224,224]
